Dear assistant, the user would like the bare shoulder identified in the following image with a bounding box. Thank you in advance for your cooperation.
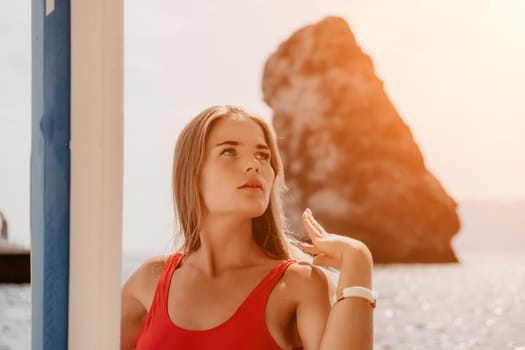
[125,255,168,286]
[282,261,334,349]
[121,255,172,350]
[134,255,168,281]
[283,261,334,304]
[122,254,169,309]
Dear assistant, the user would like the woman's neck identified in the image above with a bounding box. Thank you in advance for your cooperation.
[184,215,267,278]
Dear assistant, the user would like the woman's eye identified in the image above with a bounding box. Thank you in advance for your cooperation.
[220,148,236,156]
[255,152,271,161]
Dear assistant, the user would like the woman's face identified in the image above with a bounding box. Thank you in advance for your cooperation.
[199,116,275,218]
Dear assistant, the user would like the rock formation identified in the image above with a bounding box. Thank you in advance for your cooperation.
[262,16,460,263]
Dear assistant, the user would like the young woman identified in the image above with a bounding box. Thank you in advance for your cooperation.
[121,105,376,350]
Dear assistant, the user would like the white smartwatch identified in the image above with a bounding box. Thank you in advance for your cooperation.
[336,286,378,308]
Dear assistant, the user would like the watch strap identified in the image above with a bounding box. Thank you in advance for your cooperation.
[336,286,377,308]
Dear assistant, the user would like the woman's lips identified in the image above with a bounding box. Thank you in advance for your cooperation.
[238,186,263,192]
[238,179,264,191]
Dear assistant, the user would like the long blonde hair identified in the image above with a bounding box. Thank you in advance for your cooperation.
[172,105,305,260]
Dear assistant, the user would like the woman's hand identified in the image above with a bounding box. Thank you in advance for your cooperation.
[299,208,373,270]
[299,209,374,350]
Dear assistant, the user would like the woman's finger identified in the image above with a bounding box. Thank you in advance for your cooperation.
[299,242,323,255]
[312,254,338,268]
[302,209,323,240]
[305,209,326,236]
[303,210,322,235]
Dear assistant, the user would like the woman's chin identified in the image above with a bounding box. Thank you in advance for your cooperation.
[237,205,268,218]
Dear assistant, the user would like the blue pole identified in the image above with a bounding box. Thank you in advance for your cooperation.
[31,0,70,349]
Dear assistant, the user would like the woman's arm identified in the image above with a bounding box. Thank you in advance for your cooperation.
[297,209,375,350]
[120,256,166,350]
[121,281,147,350]
[318,247,374,350]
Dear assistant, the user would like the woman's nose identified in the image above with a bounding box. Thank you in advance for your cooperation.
[244,156,260,173]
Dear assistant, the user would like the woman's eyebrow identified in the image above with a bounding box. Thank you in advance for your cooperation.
[215,140,269,150]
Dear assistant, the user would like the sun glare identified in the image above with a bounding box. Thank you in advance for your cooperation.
[505,0,525,35]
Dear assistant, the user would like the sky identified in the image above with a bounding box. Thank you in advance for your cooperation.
[1,0,524,253]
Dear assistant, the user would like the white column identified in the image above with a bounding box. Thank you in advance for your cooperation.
[69,0,124,348]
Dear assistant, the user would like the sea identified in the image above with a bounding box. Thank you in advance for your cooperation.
[1,252,524,350]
